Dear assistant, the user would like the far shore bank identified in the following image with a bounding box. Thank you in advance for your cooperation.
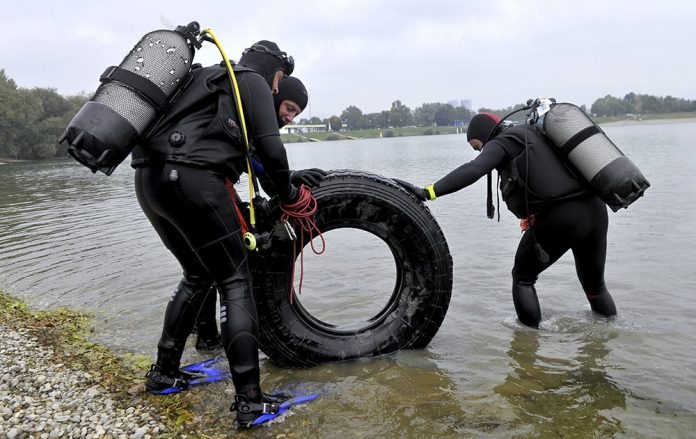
[0,158,30,165]
[598,116,696,127]
[3,116,695,163]
[281,115,696,143]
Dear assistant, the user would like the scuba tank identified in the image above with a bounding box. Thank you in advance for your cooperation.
[541,101,650,211]
[58,22,202,175]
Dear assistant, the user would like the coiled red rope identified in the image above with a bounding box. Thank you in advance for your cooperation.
[280,185,325,304]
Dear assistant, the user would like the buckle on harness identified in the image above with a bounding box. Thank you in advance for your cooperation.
[232,398,280,415]
[146,365,190,389]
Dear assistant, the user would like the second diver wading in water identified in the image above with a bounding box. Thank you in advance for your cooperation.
[395,112,617,328]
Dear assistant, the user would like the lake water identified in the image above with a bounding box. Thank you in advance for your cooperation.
[1,121,695,438]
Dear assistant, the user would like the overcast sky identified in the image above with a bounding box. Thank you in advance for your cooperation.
[2,0,694,119]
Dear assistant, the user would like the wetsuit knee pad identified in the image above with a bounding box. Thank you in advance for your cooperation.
[512,280,542,329]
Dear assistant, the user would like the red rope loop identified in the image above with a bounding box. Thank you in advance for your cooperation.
[279,185,325,304]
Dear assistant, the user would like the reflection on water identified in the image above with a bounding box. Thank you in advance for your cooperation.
[173,350,478,439]
[495,328,626,438]
[293,228,397,330]
[2,122,696,436]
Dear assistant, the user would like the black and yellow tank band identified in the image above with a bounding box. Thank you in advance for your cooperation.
[425,184,436,201]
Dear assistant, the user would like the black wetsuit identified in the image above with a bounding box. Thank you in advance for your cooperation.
[131,65,295,396]
[433,124,615,327]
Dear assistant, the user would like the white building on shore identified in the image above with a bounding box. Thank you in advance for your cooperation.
[279,124,328,134]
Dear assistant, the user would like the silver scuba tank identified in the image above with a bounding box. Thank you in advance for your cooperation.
[59,22,201,175]
[542,102,650,211]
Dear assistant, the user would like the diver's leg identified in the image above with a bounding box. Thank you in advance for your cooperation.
[193,284,222,351]
[135,166,214,390]
[572,197,616,317]
[180,168,287,426]
[511,209,570,328]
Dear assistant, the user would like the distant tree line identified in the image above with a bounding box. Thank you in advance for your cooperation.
[590,92,696,117]
[0,70,87,160]
[299,100,475,131]
[2,68,696,160]
[307,93,696,132]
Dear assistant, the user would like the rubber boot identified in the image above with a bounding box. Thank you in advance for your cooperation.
[512,279,542,329]
[217,273,268,424]
[147,276,212,391]
[586,285,617,317]
[231,389,291,428]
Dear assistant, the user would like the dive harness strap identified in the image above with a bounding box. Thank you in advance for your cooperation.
[486,172,495,219]
[559,125,601,157]
[100,66,169,110]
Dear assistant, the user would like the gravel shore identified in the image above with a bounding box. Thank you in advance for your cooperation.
[0,325,169,439]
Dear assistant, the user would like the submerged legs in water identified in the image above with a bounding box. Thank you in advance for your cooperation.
[585,285,617,317]
[512,278,542,329]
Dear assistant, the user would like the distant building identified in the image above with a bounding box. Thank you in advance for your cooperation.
[280,124,328,134]
[448,99,472,110]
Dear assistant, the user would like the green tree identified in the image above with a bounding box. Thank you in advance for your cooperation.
[359,111,389,129]
[389,100,412,127]
[638,94,663,113]
[328,115,342,131]
[0,70,24,158]
[591,95,627,116]
[0,70,87,160]
[341,105,364,130]
[297,116,325,125]
[434,104,457,126]
[453,106,474,124]
[29,87,73,118]
[413,103,438,126]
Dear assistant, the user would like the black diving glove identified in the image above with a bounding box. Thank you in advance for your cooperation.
[393,178,428,202]
[290,168,328,188]
[279,183,299,204]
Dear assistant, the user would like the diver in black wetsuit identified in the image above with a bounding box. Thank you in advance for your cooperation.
[131,41,324,427]
[191,76,327,351]
[396,112,617,329]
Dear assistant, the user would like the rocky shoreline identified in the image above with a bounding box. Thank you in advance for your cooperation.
[0,325,169,439]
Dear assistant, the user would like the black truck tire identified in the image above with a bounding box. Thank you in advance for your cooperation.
[251,170,453,367]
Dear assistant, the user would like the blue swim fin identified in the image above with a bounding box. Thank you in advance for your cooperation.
[153,356,231,395]
[251,393,320,425]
